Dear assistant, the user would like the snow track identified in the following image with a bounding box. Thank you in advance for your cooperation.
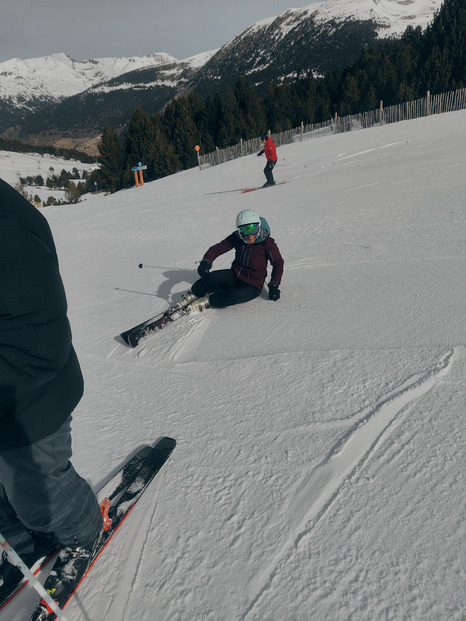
[169,316,211,363]
[243,349,454,618]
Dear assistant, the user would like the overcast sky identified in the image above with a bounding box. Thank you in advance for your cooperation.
[0,0,318,63]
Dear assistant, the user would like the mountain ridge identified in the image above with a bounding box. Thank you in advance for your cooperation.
[0,0,440,153]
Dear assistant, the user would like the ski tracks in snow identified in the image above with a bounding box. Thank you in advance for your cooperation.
[86,468,170,621]
[242,348,455,620]
[167,315,211,363]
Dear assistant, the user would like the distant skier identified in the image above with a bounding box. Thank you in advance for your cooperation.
[257,133,278,187]
[179,209,284,313]
[0,179,103,598]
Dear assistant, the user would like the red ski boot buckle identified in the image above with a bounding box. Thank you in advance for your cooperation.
[100,498,112,532]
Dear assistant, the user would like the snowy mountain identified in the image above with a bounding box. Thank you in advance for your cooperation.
[0,0,440,150]
[186,0,441,96]
[0,50,217,145]
[0,51,207,110]
[301,0,439,33]
[3,108,465,620]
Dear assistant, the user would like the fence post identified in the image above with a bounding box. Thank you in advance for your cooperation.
[301,121,304,142]
[379,100,383,126]
[427,90,431,116]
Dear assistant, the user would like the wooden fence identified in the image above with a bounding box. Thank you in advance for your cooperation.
[198,87,466,169]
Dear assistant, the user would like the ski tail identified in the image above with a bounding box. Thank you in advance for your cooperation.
[31,437,176,621]
[241,181,288,193]
[0,547,60,611]
[0,445,156,613]
[120,292,203,347]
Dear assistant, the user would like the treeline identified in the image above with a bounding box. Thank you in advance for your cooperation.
[0,136,97,163]
[20,168,90,189]
[16,168,93,206]
[92,0,464,193]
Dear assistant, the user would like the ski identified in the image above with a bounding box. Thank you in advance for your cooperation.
[0,545,60,611]
[30,437,176,621]
[0,444,155,612]
[241,181,288,193]
[120,293,200,347]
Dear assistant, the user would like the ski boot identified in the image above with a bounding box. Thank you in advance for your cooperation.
[186,295,211,313]
[169,291,198,313]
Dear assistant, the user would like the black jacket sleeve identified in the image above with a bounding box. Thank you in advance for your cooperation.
[0,180,83,448]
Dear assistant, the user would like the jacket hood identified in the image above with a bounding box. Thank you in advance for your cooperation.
[256,217,270,242]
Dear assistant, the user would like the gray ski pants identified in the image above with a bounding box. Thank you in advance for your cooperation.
[0,416,102,556]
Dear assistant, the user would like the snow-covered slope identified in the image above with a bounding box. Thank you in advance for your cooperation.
[325,0,440,33]
[0,149,97,203]
[4,110,465,620]
[253,0,440,37]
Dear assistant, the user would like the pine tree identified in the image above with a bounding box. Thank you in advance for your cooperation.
[217,88,242,147]
[203,94,223,147]
[162,99,199,169]
[340,74,361,115]
[419,0,465,92]
[234,77,266,138]
[150,114,180,178]
[98,124,125,193]
[123,107,158,185]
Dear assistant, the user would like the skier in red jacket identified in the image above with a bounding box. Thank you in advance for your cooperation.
[257,133,277,187]
[177,209,284,312]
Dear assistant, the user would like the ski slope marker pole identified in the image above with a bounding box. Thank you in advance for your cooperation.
[0,532,70,621]
[195,145,201,171]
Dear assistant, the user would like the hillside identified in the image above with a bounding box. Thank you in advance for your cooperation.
[0,0,440,152]
[183,0,440,97]
[4,109,465,621]
[0,51,216,154]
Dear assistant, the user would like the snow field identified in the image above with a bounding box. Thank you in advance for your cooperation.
[3,110,465,621]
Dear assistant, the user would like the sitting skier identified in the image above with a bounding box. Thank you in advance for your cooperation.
[181,209,284,312]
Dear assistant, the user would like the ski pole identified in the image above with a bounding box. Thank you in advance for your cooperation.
[0,532,70,621]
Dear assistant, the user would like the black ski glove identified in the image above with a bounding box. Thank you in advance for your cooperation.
[268,282,281,301]
[257,150,264,156]
[197,259,212,278]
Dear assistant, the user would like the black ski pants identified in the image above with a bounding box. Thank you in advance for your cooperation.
[192,269,260,308]
[264,160,277,184]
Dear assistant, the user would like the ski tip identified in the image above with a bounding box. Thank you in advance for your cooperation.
[119,332,139,347]
[154,436,176,451]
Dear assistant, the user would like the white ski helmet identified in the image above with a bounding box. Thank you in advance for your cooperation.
[236,209,260,229]
[236,209,261,243]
